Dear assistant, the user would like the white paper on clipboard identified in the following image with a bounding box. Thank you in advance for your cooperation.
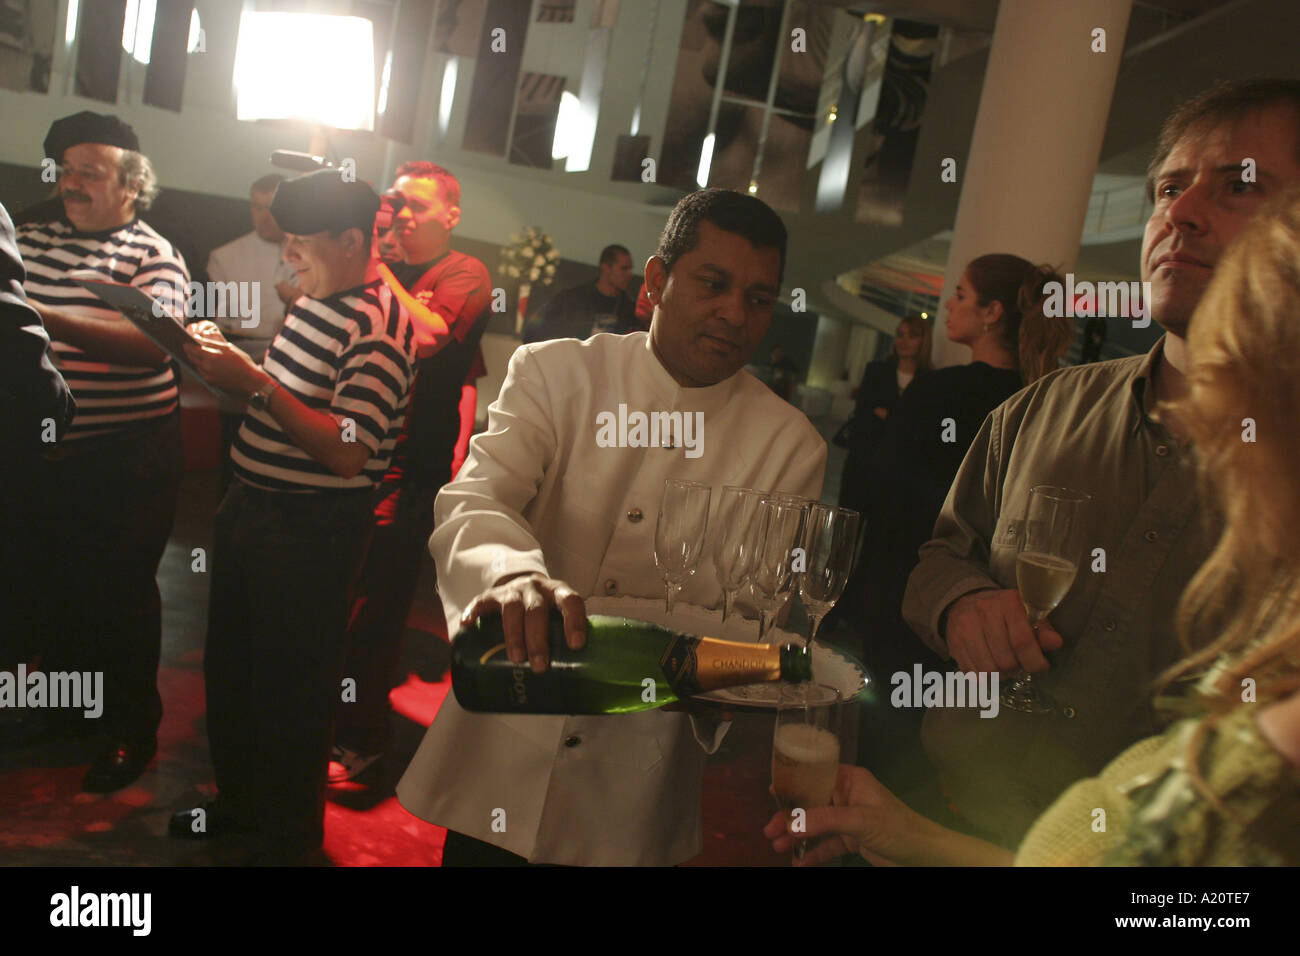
[69,272,246,412]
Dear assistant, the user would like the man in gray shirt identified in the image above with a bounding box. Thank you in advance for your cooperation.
[902,79,1300,845]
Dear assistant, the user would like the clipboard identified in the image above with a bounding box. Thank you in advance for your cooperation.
[69,272,247,412]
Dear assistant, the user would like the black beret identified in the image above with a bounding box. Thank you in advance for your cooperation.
[44,111,140,161]
[270,169,380,236]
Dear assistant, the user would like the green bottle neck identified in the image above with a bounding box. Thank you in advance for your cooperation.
[779,642,813,683]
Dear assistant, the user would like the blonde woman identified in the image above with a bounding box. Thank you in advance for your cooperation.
[766,187,1300,866]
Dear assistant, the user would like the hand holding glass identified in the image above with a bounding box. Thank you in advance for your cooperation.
[1001,485,1091,714]
[772,683,842,862]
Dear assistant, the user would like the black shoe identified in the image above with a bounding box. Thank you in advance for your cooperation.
[81,737,157,793]
[169,799,253,840]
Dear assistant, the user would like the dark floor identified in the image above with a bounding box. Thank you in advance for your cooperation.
[1,418,852,867]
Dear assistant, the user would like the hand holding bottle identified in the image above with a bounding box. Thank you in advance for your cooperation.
[459,572,587,674]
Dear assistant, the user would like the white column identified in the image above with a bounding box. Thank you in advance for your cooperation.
[807,313,851,390]
[933,0,1133,368]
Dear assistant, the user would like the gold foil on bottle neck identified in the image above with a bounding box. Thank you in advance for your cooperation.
[692,637,781,692]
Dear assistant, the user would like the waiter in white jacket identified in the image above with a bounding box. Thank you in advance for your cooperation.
[397,189,827,865]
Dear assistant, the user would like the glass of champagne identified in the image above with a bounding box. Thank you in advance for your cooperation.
[653,479,712,614]
[772,683,842,862]
[798,504,861,645]
[750,496,810,639]
[713,486,769,624]
[1001,485,1091,714]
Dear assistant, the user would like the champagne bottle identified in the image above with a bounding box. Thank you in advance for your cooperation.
[451,610,812,715]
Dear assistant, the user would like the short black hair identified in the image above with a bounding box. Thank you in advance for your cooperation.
[1146,78,1300,202]
[655,188,787,285]
[251,173,285,194]
[599,244,630,266]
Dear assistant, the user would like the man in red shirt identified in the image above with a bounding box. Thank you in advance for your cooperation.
[331,162,491,781]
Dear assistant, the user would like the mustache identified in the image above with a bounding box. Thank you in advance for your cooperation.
[61,190,91,203]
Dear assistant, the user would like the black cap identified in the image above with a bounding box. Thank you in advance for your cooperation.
[270,169,380,236]
[44,111,140,162]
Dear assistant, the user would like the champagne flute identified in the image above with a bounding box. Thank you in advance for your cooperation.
[772,683,842,862]
[653,479,711,614]
[750,496,810,640]
[1000,485,1091,714]
[713,486,769,623]
[798,504,860,645]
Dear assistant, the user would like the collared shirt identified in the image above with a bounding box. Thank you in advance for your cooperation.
[231,280,415,492]
[17,217,189,441]
[205,230,295,361]
[397,331,827,865]
[902,337,1220,846]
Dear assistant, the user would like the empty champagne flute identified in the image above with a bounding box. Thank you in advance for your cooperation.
[1001,485,1091,714]
[713,486,769,624]
[653,479,712,614]
[750,496,809,640]
[772,683,842,862]
[798,504,860,645]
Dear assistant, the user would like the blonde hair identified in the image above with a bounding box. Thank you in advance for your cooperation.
[1159,184,1300,805]
[893,313,934,372]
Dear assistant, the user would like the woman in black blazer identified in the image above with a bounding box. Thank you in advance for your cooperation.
[838,313,931,517]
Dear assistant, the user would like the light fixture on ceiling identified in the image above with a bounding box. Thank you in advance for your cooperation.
[696,133,715,189]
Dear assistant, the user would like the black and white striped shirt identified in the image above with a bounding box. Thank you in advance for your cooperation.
[17,217,189,442]
[232,280,416,491]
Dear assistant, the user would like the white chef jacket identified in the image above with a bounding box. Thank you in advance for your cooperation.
[396,331,826,865]
[205,231,294,361]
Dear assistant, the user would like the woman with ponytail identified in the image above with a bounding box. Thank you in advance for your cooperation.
[842,253,1071,799]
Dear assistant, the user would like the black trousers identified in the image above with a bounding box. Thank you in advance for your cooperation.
[204,481,372,848]
[334,480,439,753]
[1,413,182,741]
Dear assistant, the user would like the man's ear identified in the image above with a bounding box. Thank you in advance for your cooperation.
[446,205,462,230]
[645,256,668,304]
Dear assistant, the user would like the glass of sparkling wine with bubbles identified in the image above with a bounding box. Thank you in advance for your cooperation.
[1001,485,1091,714]
[772,683,842,862]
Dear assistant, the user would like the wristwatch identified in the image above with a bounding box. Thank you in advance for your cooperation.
[248,378,280,411]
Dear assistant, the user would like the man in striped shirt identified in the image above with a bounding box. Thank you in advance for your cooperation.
[174,169,416,862]
[12,112,189,792]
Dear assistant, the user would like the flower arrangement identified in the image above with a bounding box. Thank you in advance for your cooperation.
[499,227,560,287]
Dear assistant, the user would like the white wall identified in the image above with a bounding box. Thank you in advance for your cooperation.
[2,0,689,272]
